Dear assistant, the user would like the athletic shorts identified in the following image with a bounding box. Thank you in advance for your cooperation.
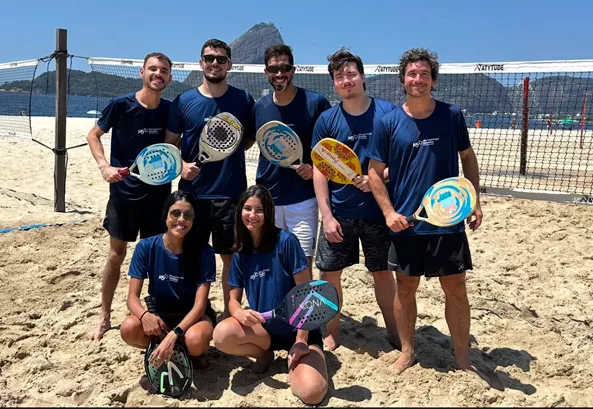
[275,197,319,257]
[193,199,237,254]
[315,215,390,272]
[388,232,473,277]
[262,324,323,352]
[103,195,167,242]
[159,301,217,330]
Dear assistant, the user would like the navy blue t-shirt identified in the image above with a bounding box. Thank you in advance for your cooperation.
[128,235,216,315]
[167,86,256,200]
[367,100,472,235]
[253,88,331,206]
[97,93,171,201]
[228,230,308,337]
[312,98,396,221]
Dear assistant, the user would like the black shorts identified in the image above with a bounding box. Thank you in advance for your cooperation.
[159,301,217,330]
[103,195,167,242]
[262,324,323,352]
[388,232,473,278]
[315,216,390,272]
[193,199,237,254]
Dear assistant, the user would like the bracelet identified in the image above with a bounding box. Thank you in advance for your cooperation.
[139,310,149,322]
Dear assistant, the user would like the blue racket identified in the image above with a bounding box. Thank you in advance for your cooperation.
[118,143,181,185]
[256,121,303,169]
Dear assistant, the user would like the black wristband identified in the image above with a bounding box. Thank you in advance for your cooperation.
[139,310,149,322]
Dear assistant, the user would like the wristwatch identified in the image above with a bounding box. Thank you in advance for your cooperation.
[173,326,185,338]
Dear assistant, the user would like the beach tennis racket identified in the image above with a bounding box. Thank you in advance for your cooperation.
[311,138,362,185]
[143,295,193,398]
[260,280,339,330]
[194,112,243,167]
[118,143,181,185]
[256,120,303,169]
[406,176,477,227]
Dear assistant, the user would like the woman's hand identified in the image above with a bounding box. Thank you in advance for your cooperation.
[141,312,166,337]
[287,341,310,368]
[233,309,265,327]
[149,331,178,367]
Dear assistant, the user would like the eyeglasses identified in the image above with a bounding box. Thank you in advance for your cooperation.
[202,54,229,64]
[266,64,293,74]
[169,209,195,221]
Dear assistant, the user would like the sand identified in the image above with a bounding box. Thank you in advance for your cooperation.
[1,117,592,406]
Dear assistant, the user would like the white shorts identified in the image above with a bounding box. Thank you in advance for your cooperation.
[275,197,319,257]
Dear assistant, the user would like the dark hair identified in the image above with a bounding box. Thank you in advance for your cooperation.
[264,44,294,66]
[161,191,205,273]
[143,52,172,70]
[201,38,231,60]
[398,48,440,85]
[327,47,365,91]
[234,185,281,254]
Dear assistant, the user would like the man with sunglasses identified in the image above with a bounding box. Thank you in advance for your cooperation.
[252,44,331,278]
[165,39,256,319]
[86,52,173,341]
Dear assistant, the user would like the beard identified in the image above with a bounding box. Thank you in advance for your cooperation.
[204,71,227,84]
[268,75,292,92]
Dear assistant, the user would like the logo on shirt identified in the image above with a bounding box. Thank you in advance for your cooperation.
[347,133,371,141]
[157,274,185,283]
[249,269,270,280]
[412,138,439,148]
[138,128,162,135]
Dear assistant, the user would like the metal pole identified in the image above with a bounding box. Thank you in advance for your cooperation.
[520,77,529,176]
[54,28,67,212]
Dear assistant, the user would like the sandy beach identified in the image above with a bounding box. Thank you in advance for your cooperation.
[1,117,592,406]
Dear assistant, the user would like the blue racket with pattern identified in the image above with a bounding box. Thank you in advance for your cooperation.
[118,143,181,185]
[260,280,339,330]
[406,176,477,227]
[256,121,303,170]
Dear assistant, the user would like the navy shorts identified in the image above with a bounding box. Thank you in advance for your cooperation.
[388,232,473,277]
[103,195,167,242]
[262,324,323,352]
[158,301,218,330]
[315,216,390,272]
[193,199,237,254]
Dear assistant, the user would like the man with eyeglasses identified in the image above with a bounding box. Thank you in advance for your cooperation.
[166,38,256,319]
[86,52,173,341]
[312,48,399,352]
[252,44,331,279]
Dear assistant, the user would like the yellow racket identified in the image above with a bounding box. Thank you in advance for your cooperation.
[311,138,362,185]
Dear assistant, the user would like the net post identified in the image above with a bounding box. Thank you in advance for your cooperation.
[520,76,529,176]
[581,92,588,149]
[54,28,67,212]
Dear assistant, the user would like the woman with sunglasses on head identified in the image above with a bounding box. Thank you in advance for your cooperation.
[120,190,217,369]
[213,185,328,405]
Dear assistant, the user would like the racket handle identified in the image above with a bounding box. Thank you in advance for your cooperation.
[260,311,274,320]
[118,168,130,177]
[144,295,157,313]
[405,215,417,224]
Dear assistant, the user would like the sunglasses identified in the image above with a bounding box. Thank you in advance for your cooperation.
[266,64,293,74]
[202,54,229,64]
[169,209,195,221]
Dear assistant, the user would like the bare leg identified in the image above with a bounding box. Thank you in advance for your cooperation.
[220,253,233,319]
[372,270,400,348]
[185,316,214,357]
[319,270,343,351]
[289,345,328,405]
[439,273,471,370]
[389,273,420,374]
[88,237,127,341]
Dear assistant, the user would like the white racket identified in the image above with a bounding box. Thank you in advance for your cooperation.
[118,143,181,185]
[195,112,244,167]
[256,120,303,169]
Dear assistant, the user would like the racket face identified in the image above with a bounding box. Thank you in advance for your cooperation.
[198,112,243,163]
[135,143,181,185]
[311,138,362,185]
[422,177,477,227]
[275,280,339,330]
[144,340,193,398]
[256,121,303,167]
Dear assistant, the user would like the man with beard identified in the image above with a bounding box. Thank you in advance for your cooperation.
[165,39,256,319]
[87,52,173,341]
[252,44,331,278]
[312,48,399,351]
[367,48,483,376]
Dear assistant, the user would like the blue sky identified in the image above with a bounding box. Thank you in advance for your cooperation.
[1,0,591,71]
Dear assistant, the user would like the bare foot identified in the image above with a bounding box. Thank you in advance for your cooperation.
[388,353,416,375]
[252,351,274,374]
[87,314,111,341]
[323,333,340,351]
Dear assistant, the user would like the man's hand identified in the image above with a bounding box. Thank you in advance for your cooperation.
[323,216,343,243]
[467,202,483,231]
[295,164,313,180]
[100,165,125,183]
[181,160,200,180]
[386,210,409,233]
[353,175,371,192]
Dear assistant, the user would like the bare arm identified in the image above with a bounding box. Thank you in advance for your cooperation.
[87,124,123,183]
[368,159,409,232]
[229,286,264,327]
[126,278,165,337]
[165,129,182,147]
[166,129,201,180]
[312,165,343,243]
[459,147,483,231]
